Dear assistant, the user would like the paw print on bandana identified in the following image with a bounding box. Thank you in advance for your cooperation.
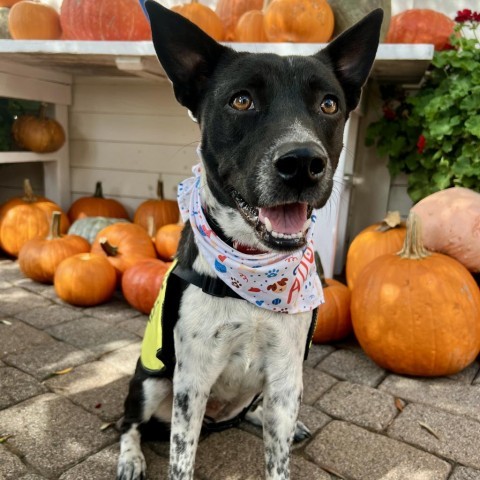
[267,278,288,292]
[266,269,279,278]
[231,277,242,289]
[278,307,289,313]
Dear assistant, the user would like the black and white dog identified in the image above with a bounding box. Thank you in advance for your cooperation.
[117,2,382,479]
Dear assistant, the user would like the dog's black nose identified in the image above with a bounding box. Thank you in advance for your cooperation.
[274,143,327,186]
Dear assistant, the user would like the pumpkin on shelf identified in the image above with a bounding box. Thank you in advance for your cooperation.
[0,179,69,257]
[346,211,406,290]
[386,9,455,51]
[68,216,130,244]
[263,0,334,43]
[122,258,171,314]
[216,0,263,41]
[91,222,157,280]
[235,9,268,42]
[154,222,183,261]
[60,0,151,40]
[133,181,180,233]
[312,253,352,344]
[351,212,480,377]
[172,0,225,41]
[0,0,22,6]
[411,187,480,273]
[8,0,62,40]
[67,182,129,223]
[12,103,65,153]
[54,253,117,307]
[18,211,89,284]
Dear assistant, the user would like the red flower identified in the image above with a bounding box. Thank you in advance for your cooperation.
[417,134,426,154]
[474,12,480,22]
[455,9,473,22]
[382,106,396,120]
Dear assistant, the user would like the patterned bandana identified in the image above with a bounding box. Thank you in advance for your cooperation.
[177,162,324,314]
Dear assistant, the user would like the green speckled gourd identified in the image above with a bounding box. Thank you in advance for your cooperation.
[68,216,130,244]
[0,8,10,39]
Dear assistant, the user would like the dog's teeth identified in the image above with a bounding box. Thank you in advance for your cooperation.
[302,219,312,232]
[264,217,272,232]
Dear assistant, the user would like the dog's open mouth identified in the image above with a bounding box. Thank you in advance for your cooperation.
[231,190,313,250]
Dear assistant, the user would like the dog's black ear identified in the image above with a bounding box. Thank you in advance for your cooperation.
[145,0,230,115]
[315,8,383,113]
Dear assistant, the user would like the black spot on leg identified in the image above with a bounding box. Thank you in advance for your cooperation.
[174,392,191,423]
[177,361,183,371]
[172,433,187,455]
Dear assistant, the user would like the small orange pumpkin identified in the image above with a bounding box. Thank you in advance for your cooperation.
[386,9,455,51]
[235,10,268,42]
[216,0,263,41]
[346,211,406,290]
[263,0,334,43]
[352,212,480,377]
[0,179,70,257]
[121,258,171,314]
[8,1,62,40]
[154,223,183,261]
[133,181,179,233]
[172,1,225,41]
[67,182,129,223]
[18,211,90,284]
[91,222,157,280]
[54,253,117,307]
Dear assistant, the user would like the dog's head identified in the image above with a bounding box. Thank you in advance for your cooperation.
[145,1,382,253]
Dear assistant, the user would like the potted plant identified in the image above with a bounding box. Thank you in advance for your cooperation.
[365,9,480,203]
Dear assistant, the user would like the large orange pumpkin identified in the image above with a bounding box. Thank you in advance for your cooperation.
[235,10,268,42]
[67,182,129,223]
[386,9,455,51]
[172,1,225,41]
[264,0,334,43]
[18,211,90,284]
[8,1,62,40]
[0,0,22,6]
[54,253,117,307]
[133,181,180,233]
[0,179,70,257]
[351,212,480,377]
[91,222,157,279]
[216,0,263,41]
[154,223,183,261]
[346,211,406,290]
[60,0,151,40]
[122,258,171,314]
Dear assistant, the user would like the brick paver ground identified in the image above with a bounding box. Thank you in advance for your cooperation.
[1,255,479,479]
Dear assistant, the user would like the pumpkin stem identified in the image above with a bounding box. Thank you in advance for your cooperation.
[262,0,269,11]
[93,181,104,198]
[314,251,329,289]
[147,215,156,238]
[157,180,164,200]
[47,211,63,240]
[99,237,119,257]
[22,178,38,203]
[398,211,431,260]
[376,210,402,232]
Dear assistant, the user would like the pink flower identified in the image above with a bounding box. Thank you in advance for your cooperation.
[417,135,426,154]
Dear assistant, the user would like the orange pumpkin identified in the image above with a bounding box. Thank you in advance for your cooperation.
[154,223,183,261]
[91,222,157,280]
[8,1,62,40]
[264,0,334,43]
[18,211,90,284]
[235,10,268,42]
[216,0,263,41]
[346,211,406,290]
[122,258,171,314]
[386,9,455,51]
[67,182,129,223]
[12,104,65,153]
[134,181,179,233]
[172,1,224,41]
[352,212,480,377]
[54,253,117,307]
[0,0,22,7]
[0,179,70,257]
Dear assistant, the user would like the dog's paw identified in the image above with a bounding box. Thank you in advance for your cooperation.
[117,450,147,480]
[293,419,311,443]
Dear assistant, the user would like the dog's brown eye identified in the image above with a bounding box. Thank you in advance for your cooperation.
[230,92,254,111]
[320,97,338,114]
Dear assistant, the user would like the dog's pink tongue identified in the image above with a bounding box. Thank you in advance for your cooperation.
[259,203,308,234]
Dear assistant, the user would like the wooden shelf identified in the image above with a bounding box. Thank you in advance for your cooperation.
[0,40,434,84]
[0,151,58,164]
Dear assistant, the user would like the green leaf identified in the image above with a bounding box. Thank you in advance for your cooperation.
[465,115,480,138]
